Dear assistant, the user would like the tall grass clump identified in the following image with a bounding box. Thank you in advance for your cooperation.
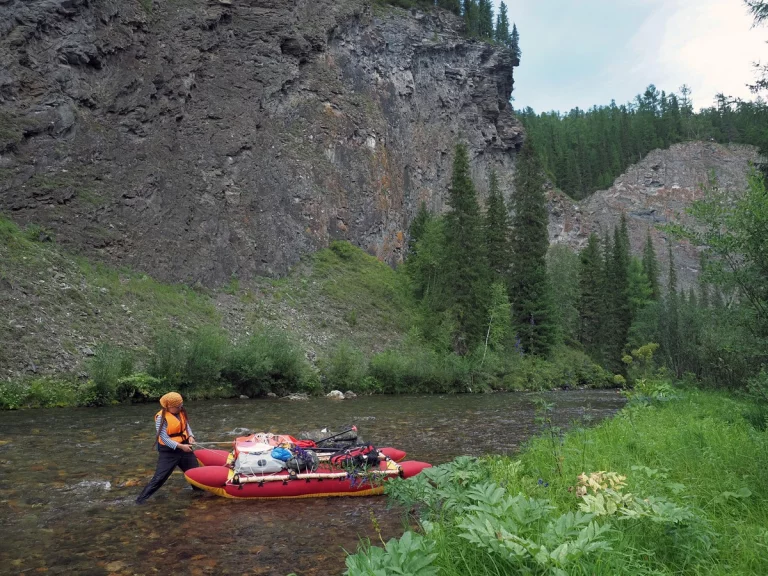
[312,241,415,330]
[368,342,472,394]
[147,330,187,389]
[346,386,768,575]
[0,214,20,241]
[0,377,79,409]
[366,338,611,394]
[84,344,134,405]
[318,340,368,392]
[183,325,227,390]
[221,327,319,397]
[502,346,613,391]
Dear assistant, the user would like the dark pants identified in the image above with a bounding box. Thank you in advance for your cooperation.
[136,444,200,503]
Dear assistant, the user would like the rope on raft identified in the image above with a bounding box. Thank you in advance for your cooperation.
[231,468,402,484]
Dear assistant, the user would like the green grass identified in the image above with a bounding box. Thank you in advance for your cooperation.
[0,213,220,391]
[241,240,417,356]
[348,387,768,575]
[0,111,32,151]
[75,259,217,329]
[311,241,415,331]
[512,389,768,574]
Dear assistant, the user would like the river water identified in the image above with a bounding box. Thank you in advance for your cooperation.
[0,390,624,576]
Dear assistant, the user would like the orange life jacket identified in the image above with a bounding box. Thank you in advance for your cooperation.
[155,409,189,447]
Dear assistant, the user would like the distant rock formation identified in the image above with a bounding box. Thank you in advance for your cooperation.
[547,142,760,289]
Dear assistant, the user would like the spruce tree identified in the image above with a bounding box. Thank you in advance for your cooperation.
[495,1,510,45]
[698,252,710,308]
[547,245,581,344]
[510,23,521,61]
[484,170,511,280]
[578,234,604,361]
[444,142,490,353]
[438,0,462,15]
[463,0,479,37]
[627,257,653,320]
[477,0,494,40]
[600,231,614,361]
[407,201,431,256]
[664,245,682,376]
[605,222,631,372]
[642,229,661,300]
[510,140,556,356]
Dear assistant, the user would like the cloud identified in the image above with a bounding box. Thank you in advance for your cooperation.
[498,0,767,112]
[654,0,766,108]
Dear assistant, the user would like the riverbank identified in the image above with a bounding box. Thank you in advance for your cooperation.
[345,384,768,575]
[1,215,613,409]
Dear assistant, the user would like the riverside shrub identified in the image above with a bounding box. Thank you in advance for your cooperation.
[147,330,187,389]
[368,346,472,393]
[87,344,134,406]
[221,328,319,397]
[183,325,227,390]
[0,377,78,409]
[318,340,367,392]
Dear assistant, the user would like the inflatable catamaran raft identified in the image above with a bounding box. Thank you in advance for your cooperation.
[186,432,432,499]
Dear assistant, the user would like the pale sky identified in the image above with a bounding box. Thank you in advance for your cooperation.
[495,0,767,113]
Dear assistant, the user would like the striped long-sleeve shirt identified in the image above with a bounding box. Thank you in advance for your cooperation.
[155,414,193,450]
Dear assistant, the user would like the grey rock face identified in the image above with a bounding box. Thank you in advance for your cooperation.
[0,0,522,285]
[547,142,760,289]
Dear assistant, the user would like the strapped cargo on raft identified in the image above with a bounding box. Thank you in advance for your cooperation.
[186,432,431,499]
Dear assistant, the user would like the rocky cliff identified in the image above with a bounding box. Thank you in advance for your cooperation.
[0,0,522,285]
[548,142,760,289]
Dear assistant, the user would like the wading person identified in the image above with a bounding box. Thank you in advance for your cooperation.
[136,392,199,504]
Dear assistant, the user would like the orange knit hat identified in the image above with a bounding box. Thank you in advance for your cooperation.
[159,392,183,409]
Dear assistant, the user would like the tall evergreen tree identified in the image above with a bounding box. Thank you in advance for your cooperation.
[642,229,661,300]
[510,140,556,356]
[547,244,580,344]
[578,234,605,361]
[510,22,521,61]
[601,231,614,360]
[484,170,511,280]
[698,252,710,308]
[437,0,462,15]
[664,245,682,376]
[463,0,479,37]
[494,1,510,45]
[444,142,490,353]
[477,0,494,40]
[627,257,653,320]
[604,221,631,372]
[407,201,431,256]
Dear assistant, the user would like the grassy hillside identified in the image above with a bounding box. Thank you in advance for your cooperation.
[1,214,611,409]
[0,214,413,381]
